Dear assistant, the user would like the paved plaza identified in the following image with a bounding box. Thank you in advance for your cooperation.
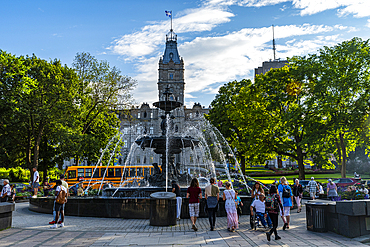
[1,201,369,246]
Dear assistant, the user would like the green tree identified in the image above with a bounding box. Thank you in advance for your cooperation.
[206,79,259,174]
[293,37,370,178]
[70,52,136,165]
[234,66,329,179]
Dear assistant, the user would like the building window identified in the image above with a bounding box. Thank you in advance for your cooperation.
[144,112,147,118]
[123,127,129,134]
[169,73,173,79]
[137,127,142,134]
[189,113,192,118]
[175,125,178,132]
[138,112,141,118]
[151,112,153,118]
[136,156,141,164]
[196,111,199,117]
[150,156,154,163]
[150,127,154,134]
[124,140,128,148]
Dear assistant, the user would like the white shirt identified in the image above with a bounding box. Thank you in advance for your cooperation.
[33,171,39,183]
[1,184,11,197]
[251,199,265,213]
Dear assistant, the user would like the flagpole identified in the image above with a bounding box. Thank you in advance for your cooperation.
[171,11,173,39]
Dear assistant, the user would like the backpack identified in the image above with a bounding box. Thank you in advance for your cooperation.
[282,185,291,198]
[265,194,278,211]
[56,187,67,204]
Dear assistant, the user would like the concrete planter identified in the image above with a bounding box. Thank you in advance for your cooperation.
[0,202,15,230]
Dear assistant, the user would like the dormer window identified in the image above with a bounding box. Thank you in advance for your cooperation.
[169,52,173,59]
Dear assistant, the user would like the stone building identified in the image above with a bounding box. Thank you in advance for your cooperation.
[254,58,288,78]
[118,29,209,166]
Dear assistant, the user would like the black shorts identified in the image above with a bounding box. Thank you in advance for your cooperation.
[54,202,64,212]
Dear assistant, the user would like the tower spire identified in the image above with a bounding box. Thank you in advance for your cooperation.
[272,25,276,61]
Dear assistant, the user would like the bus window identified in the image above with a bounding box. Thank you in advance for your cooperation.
[137,168,143,177]
[150,168,153,175]
[68,170,76,179]
[107,168,114,177]
[123,169,129,178]
[85,168,92,178]
[93,168,100,178]
[144,168,149,177]
[78,168,84,178]
[129,168,136,177]
[115,168,122,177]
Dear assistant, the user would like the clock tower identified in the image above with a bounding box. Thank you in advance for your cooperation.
[158,29,185,104]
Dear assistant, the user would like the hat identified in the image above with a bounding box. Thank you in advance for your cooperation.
[311,177,314,180]
[328,179,332,182]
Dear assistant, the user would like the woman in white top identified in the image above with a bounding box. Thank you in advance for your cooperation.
[251,181,264,201]
[223,182,238,232]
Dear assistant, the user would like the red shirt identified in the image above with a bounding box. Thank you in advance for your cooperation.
[187,186,201,203]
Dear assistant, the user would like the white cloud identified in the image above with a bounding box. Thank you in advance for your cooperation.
[109,6,234,59]
[206,0,370,18]
[366,19,370,28]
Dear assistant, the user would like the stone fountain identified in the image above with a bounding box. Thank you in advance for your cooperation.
[135,86,197,188]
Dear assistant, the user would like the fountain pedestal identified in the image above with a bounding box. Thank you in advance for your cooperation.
[150,192,177,226]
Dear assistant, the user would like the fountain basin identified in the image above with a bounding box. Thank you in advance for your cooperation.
[29,194,253,219]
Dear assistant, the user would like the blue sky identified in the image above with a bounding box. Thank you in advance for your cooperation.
[1,0,370,107]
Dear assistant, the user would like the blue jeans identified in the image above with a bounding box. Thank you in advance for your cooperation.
[256,212,272,227]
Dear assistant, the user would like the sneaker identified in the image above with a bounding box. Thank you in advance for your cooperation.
[266,232,271,241]
[49,221,55,225]
[59,223,64,228]
[275,235,281,240]
[50,224,57,229]
[192,224,198,231]
[32,195,37,198]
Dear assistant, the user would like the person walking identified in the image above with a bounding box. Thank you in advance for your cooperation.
[205,177,220,231]
[171,180,182,220]
[308,177,319,200]
[10,184,16,202]
[186,178,202,231]
[223,181,238,232]
[50,180,67,229]
[326,179,338,201]
[278,176,293,230]
[32,167,39,198]
[293,179,303,213]
[251,181,264,202]
[266,185,284,241]
[0,179,11,202]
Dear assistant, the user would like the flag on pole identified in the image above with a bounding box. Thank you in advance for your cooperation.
[165,10,172,17]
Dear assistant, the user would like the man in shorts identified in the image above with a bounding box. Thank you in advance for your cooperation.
[32,167,39,198]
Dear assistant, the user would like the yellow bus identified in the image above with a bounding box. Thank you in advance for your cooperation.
[64,165,157,189]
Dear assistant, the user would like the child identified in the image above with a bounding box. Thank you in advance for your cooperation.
[235,191,243,223]
[250,194,272,228]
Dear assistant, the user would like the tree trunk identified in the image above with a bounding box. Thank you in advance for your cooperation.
[296,147,305,180]
[339,133,347,178]
[335,138,342,173]
[32,124,44,169]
